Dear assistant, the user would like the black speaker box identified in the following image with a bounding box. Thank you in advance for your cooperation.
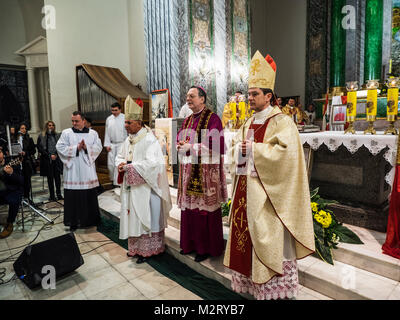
[13,232,84,289]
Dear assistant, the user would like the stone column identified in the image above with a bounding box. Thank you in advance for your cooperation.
[26,67,40,135]
[364,0,383,82]
[330,0,346,90]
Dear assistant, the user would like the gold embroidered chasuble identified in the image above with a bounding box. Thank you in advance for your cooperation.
[223,106,315,284]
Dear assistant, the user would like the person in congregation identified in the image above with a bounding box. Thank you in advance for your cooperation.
[221,90,243,128]
[17,123,36,203]
[281,97,296,117]
[0,148,23,239]
[176,86,228,262]
[223,51,315,300]
[293,103,309,125]
[116,95,172,264]
[56,111,103,231]
[37,120,63,202]
[305,103,316,124]
[104,102,127,187]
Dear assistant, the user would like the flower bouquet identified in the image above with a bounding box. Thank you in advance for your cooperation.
[311,187,363,264]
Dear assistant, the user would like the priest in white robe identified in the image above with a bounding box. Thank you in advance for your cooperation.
[116,95,172,264]
[104,102,127,185]
[56,111,103,231]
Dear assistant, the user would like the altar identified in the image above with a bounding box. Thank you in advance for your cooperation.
[300,131,398,232]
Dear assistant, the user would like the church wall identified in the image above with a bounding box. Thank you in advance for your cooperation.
[127,0,147,94]
[250,0,307,105]
[45,0,144,130]
[0,0,27,66]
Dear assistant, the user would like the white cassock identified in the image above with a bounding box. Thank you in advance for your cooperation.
[115,127,172,239]
[56,128,103,190]
[104,113,127,184]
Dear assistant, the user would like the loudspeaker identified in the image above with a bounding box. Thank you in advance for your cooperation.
[13,232,84,289]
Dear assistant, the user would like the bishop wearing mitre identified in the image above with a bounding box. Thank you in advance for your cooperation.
[223,51,315,300]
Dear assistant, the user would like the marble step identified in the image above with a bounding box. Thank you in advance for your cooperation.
[167,204,400,284]
[297,255,400,300]
[164,225,332,300]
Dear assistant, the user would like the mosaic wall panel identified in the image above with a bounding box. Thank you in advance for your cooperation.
[189,0,217,111]
[230,0,251,95]
[305,0,328,108]
[391,0,400,76]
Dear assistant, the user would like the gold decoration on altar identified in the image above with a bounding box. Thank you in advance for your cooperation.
[364,80,379,135]
[345,81,358,134]
[384,77,399,135]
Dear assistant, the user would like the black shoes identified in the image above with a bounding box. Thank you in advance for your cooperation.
[127,252,138,258]
[136,256,148,264]
[57,194,64,200]
[70,226,77,232]
[180,249,195,255]
[49,196,57,202]
[194,254,209,262]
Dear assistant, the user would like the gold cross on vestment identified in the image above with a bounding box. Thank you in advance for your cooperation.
[237,210,247,229]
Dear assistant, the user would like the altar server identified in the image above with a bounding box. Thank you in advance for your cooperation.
[56,111,103,231]
[104,102,127,185]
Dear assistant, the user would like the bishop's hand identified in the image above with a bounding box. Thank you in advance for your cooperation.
[118,162,127,173]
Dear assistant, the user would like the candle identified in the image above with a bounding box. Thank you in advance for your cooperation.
[230,102,237,121]
[387,87,399,120]
[346,91,357,117]
[366,89,378,119]
[238,101,246,120]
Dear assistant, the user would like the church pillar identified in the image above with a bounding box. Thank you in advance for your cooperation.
[330,0,346,91]
[26,67,40,135]
[364,0,383,82]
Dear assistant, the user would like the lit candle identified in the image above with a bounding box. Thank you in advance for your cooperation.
[346,91,357,117]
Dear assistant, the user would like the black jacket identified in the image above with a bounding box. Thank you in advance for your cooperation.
[0,161,24,193]
[19,133,36,176]
[37,132,62,176]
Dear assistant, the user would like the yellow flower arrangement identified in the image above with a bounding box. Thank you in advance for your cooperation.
[311,202,318,213]
[310,188,363,265]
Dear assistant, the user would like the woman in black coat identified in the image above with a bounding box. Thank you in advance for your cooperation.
[18,123,36,202]
[37,121,63,201]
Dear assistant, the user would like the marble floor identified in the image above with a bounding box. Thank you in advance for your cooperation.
[0,175,201,300]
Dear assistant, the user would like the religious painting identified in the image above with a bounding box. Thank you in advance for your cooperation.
[151,90,169,120]
[154,118,174,186]
[331,105,346,125]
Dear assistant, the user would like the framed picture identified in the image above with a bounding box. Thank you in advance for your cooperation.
[151,89,171,120]
[154,118,174,186]
[331,105,347,125]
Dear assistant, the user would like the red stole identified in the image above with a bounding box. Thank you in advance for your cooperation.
[228,119,272,277]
